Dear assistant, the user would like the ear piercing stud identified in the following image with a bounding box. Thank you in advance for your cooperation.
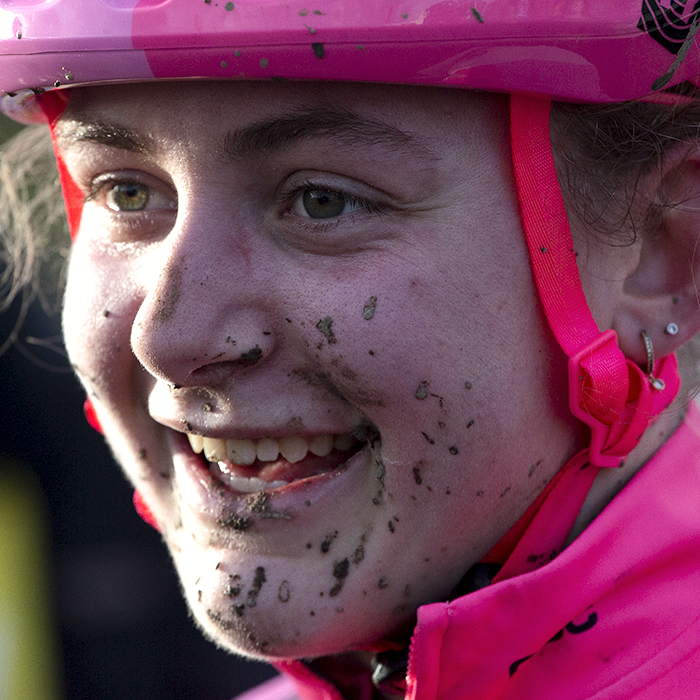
[665,322,679,336]
[641,330,666,391]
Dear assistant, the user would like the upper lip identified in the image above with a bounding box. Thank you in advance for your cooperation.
[152,409,364,443]
[167,421,359,442]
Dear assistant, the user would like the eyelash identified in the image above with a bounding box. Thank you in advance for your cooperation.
[279,179,385,224]
[85,174,176,214]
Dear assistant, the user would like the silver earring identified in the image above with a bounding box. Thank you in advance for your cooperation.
[665,322,679,336]
[641,330,666,391]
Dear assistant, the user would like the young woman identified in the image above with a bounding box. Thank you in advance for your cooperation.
[2,2,700,698]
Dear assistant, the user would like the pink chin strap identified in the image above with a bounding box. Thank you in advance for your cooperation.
[485,95,680,583]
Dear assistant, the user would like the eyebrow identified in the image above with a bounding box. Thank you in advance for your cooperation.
[55,105,438,163]
[55,119,154,155]
[222,106,438,162]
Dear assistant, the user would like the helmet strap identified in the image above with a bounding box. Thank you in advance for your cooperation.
[483,95,680,582]
[38,90,83,239]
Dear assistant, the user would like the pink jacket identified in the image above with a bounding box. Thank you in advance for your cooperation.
[238,403,700,700]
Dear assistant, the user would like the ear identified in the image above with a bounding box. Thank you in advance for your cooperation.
[579,143,700,367]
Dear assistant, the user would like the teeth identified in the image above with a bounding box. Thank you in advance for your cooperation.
[216,467,289,493]
[226,439,257,466]
[187,434,204,454]
[188,431,360,465]
[203,437,226,462]
[309,434,334,457]
[334,433,356,451]
[256,437,279,462]
[279,436,308,463]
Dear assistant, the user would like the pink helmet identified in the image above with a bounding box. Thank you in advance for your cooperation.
[0,0,688,578]
[1,0,700,121]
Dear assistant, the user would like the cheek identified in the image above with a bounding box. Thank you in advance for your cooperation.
[293,249,575,496]
[62,245,140,394]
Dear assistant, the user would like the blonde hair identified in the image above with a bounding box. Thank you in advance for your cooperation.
[0,125,68,356]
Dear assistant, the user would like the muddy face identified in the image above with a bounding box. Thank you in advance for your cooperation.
[59,81,584,659]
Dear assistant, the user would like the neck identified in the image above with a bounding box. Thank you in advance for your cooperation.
[566,399,687,545]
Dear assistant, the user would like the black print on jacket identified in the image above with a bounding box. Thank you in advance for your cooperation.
[508,612,598,678]
[638,0,700,54]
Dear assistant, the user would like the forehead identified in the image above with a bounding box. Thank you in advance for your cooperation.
[56,80,508,161]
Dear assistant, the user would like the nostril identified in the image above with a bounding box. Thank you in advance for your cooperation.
[187,344,267,386]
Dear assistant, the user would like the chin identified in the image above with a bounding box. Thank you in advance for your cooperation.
[176,554,411,662]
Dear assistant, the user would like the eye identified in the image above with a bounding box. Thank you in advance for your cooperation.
[87,173,177,215]
[106,181,150,212]
[290,187,366,219]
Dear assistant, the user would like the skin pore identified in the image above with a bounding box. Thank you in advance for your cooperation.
[55,81,685,671]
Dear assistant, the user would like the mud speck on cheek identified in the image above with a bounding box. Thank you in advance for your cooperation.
[352,544,365,565]
[378,578,389,589]
[278,580,291,602]
[413,466,423,485]
[320,531,338,553]
[415,382,429,400]
[316,316,337,344]
[376,461,385,484]
[421,432,435,445]
[362,296,377,320]
[329,557,350,597]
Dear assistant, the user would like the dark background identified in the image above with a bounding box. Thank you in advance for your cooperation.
[0,115,276,699]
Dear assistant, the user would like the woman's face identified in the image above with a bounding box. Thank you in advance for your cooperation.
[58,81,584,658]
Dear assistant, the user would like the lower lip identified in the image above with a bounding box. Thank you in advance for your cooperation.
[169,431,373,533]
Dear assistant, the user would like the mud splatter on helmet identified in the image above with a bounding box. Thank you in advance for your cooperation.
[0,0,698,117]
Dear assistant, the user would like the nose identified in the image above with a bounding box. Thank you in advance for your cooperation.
[131,207,276,389]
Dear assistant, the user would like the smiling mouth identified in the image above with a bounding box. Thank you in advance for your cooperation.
[186,432,366,493]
